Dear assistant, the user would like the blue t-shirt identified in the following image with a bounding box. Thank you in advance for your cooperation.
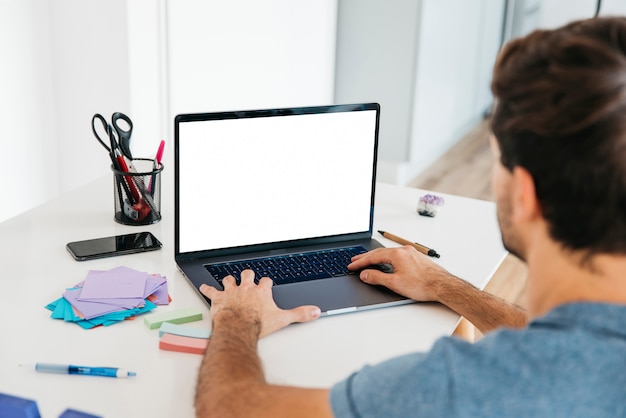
[330,303,626,417]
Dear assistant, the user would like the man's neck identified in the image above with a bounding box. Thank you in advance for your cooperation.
[525,240,626,318]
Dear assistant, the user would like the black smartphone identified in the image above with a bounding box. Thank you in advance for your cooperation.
[66,231,162,261]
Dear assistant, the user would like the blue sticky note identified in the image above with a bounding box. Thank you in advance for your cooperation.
[0,393,41,418]
[47,288,158,329]
[159,322,212,339]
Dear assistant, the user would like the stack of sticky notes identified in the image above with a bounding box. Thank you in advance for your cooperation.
[45,266,170,329]
[156,321,211,355]
[141,307,209,354]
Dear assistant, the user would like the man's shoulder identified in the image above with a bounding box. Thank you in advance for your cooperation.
[330,303,626,417]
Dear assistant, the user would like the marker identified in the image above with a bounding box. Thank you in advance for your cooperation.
[155,139,165,166]
[113,146,142,204]
[149,139,165,194]
[378,230,440,258]
[21,363,136,378]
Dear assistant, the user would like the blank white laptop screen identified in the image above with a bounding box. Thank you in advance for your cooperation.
[178,109,378,254]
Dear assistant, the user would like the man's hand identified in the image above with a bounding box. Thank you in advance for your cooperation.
[348,245,453,303]
[196,270,331,418]
[199,269,321,338]
[349,245,528,334]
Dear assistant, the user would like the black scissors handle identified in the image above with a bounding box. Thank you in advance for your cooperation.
[91,113,114,154]
[112,112,133,160]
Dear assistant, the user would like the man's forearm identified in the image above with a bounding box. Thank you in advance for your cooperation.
[434,274,528,334]
[195,308,265,417]
[195,307,333,418]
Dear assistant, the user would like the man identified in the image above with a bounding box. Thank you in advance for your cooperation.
[195,16,626,417]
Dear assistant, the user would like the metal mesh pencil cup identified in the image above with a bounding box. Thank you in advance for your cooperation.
[111,158,163,225]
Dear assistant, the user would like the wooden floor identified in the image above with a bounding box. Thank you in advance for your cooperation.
[408,119,528,340]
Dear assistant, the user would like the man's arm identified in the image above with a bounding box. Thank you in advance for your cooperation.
[349,246,527,334]
[195,271,333,418]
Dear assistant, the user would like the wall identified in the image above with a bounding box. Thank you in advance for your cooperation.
[126,0,169,163]
[0,0,57,222]
[166,0,337,117]
[49,0,132,193]
[335,0,505,185]
[334,0,422,163]
[3,0,625,223]
[0,0,336,223]
[540,0,626,28]
[0,0,131,223]
[408,0,504,183]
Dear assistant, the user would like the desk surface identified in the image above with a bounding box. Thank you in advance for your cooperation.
[0,176,506,417]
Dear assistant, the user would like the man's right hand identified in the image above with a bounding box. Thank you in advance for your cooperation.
[348,245,455,303]
[349,245,528,334]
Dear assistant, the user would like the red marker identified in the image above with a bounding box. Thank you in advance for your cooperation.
[114,148,141,203]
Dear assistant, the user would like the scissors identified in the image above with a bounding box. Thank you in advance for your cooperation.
[91,112,142,204]
[91,112,134,160]
[91,112,157,222]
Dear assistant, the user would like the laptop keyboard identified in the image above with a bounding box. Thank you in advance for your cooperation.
[204,246,368,287]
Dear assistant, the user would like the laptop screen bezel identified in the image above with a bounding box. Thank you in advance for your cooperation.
[174,102,380,262]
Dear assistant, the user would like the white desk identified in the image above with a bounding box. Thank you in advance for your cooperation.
[0,176,506,417]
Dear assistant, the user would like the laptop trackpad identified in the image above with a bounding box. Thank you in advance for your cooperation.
[272,275,404,313]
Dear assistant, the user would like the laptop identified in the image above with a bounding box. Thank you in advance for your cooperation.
[174,103,410,315]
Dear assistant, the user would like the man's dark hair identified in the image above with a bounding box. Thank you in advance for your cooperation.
[491,16,626,257]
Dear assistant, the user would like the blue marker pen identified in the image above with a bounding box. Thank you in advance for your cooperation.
[22,363,136,378]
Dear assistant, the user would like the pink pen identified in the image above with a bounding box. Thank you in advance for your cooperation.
[149,140,165,194]
[155,139,165,166]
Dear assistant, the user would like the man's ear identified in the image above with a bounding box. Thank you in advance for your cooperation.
[511,166,541,223]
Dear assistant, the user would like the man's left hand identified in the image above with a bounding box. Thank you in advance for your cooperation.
[199,269,321,338]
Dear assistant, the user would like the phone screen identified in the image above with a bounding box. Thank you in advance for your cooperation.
[66,232,162,261]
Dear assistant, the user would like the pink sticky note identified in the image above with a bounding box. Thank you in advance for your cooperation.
[159,333,209,355]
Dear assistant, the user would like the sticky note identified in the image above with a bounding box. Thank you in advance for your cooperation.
[79,267,147,300]
[143,307,203,329]
[0,393,41,418]
[159,333,210,355]
[158,322,211,339]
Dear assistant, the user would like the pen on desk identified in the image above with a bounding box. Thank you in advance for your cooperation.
[21,363,136,378]
[378,230,440,258]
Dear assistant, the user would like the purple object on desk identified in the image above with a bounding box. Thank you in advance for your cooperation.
[79,266,147,300]
[417,193,445,217]
[59,408,102,418]
[0,393,41,418]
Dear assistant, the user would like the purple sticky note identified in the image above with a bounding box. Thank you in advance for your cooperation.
[150,281,170,305]
[79,267,147,300]
[59,408,101,418]
[144,274,166,298]
[63,288,125,320]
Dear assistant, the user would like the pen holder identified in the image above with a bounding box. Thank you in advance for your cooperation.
[112,158,163,225]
